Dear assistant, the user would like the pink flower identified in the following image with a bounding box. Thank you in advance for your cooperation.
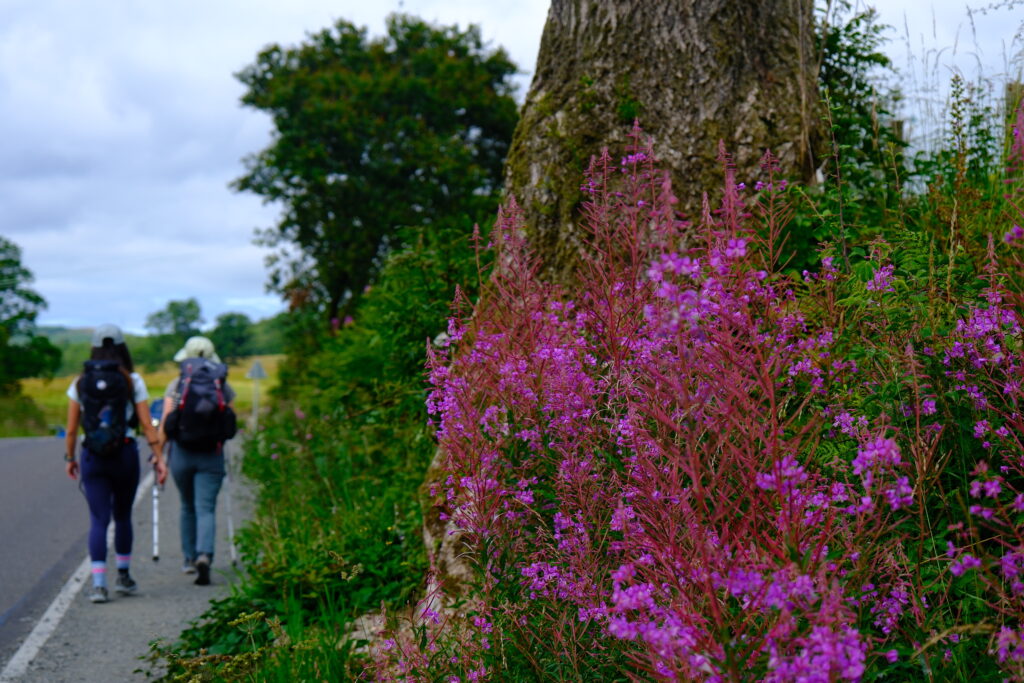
[852,437,902,475]
[724,238,747,259]
[983,479,1002,497]
[865,264,896,293]
[884,477,913,510]
[950,554,981,576]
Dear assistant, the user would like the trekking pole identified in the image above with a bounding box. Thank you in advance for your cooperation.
[151,456,160,562]
[224,443,238,567]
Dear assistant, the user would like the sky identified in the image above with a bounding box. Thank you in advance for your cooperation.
[1,1,1020,335]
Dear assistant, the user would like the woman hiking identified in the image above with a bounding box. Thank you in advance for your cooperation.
[159,335,236,586]
[64,324,168,603]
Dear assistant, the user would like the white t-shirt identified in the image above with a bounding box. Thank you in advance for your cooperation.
[67,371,149,437]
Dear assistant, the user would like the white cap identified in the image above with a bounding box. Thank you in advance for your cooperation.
[91,323,125,347]
[173,336,221,363]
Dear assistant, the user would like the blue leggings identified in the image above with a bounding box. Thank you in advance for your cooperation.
[80,440,140,561]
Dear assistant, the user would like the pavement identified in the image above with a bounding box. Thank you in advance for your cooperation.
[0,436,91,653]
[1,445,252,683]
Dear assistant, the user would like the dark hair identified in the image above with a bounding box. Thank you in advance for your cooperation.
[90,339,135,373]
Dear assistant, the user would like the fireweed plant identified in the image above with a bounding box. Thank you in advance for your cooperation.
[369,117,1024,681]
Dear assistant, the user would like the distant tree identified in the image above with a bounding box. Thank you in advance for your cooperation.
[248,312,287,355]
[0,237,61,393]
[132,334,181,372]
[210,312,253,362]
[54,339,93,377]
[145,298,204,337]
[233,13,519,322]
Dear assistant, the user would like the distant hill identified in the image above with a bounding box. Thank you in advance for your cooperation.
[39,315,286,376]
[36,326,94,345]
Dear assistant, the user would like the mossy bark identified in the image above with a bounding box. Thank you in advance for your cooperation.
[504,0,820,282]
[416,0,821,609]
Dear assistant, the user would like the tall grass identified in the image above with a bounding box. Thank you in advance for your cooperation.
[15,354,283,435]
[0,394,48,438]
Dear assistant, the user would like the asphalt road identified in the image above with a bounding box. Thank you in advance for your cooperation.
[0,437,89,664]
[0,436,248,681]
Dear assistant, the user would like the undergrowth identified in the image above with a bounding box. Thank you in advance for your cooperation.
[146,219,491,680]
[0,392,48,437]
[370,104,1024,680]
[148,4,1024,681]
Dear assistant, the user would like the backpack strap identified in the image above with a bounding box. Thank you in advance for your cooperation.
[215,377,225,411]
[178,363,194,410]
[124,370,139,429]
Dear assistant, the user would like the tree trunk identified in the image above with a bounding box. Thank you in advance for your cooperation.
[504,0,819,282]
[418,0,820,610]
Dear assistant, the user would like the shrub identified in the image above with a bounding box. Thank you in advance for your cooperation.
[149,211,491,680]
[370,116,1024,680]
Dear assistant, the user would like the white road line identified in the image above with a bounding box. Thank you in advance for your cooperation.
[0,470,156,682]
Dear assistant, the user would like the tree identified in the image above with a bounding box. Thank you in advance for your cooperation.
[503,0,820,281]
[248,312,287,355]
[233,13,519,322]
[145,298,203,337]
[210,312,253,363]
[0,237,60,393]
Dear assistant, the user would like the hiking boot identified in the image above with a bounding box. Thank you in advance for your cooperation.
[114,571,138,595]
[194,555,211,586]
[182,558,197,575]
[88,586,109,603]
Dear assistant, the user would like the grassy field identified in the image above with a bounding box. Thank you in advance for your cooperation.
[12,354,283,437]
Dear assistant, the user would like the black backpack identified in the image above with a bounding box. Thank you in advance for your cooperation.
[164,358,237,452]
[78,360,133,457]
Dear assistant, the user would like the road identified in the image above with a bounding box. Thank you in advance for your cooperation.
[0,436,248,681]
[0,437,89,665]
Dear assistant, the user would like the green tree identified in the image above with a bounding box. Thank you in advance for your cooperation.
[210,312,253,362]
[145,298,204,337]
[0,237,60,393]
[814,2,906,231]
[233,13,519,322]
[249,312,287,355]
[817,1,901,174]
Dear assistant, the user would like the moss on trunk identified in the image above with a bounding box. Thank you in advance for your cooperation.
[504,0,820,283]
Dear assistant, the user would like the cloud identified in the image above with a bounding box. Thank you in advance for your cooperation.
[1,0,549,333]
[5,0,1017,335]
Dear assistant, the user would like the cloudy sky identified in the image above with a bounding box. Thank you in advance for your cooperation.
[1,1,1020,334]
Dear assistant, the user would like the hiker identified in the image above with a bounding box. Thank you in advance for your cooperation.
[159,336,237,586]
[64,324,168,604]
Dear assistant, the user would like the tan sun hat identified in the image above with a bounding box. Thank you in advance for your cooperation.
[173,336,221,363]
